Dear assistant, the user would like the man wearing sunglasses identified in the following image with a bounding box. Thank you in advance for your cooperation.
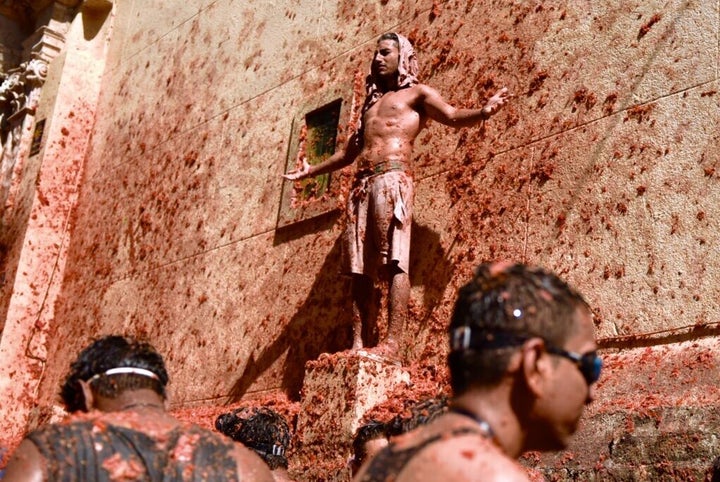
[354,262,601,481]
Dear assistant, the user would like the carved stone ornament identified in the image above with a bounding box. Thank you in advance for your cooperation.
[0,59,48,119]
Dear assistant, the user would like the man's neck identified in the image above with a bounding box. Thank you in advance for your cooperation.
[95,389,166,413]
[452,387,525,458]
[377,76,399,93]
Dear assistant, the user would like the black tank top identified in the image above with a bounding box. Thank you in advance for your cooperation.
[27,419,240,481]
[357,426,484,482]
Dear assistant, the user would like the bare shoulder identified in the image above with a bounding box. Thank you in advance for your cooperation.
[230,443,275,481]
[3,438,45,482]
[412,83,442,99]
[410,84,453,115]
[400,434,531,482]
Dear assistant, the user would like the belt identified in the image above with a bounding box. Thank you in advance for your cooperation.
[356,160,406,178]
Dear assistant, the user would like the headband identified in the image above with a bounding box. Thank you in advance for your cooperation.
[86,367,160,384]
[451,327,531,351]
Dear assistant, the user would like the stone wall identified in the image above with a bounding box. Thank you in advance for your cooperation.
[1,0,719,479]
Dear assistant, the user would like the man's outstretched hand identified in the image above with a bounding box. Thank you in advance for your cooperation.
[481,87,512,118]
[282,158,311,181]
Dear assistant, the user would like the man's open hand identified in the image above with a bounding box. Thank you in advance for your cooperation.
[481,87,512,118]
[282,158,311,181]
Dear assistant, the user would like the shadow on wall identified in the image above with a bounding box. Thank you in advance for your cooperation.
[405,221,454,362]
[409,222,452,313]
[81,2,113,41]
[227,212,353,401]
[226,215,453,401]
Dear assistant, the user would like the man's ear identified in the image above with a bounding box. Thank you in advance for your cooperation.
[520,338,549,397]
[79,380,95,412]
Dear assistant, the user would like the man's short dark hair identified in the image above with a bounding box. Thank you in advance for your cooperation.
[215,407,291,470]
[386,396,448,437]
[448,263,589,393]
[60,335,169,413]
[378,32,399,45]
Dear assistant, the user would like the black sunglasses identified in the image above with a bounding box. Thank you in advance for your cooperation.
[544,344,602,385]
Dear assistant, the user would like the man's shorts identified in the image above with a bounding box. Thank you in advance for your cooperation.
[342,170,414,279]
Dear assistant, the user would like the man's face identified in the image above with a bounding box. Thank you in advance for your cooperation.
[529,306,597,450]
[373,39,400,80]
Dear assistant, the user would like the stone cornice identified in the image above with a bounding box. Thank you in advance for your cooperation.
[23,25,66,64]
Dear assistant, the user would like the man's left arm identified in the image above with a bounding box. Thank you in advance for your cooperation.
[420,85,510,128]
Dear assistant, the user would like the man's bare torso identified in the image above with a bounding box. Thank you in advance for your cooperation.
[354,413,530,482]
[357,86,426,171]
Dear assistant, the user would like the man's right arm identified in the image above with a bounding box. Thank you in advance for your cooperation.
[282,129,362,181]
[3,439,45,482]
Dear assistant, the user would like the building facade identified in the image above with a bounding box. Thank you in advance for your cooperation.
[1,0,719,479]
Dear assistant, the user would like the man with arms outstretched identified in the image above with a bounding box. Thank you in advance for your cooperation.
[285,33,510,356]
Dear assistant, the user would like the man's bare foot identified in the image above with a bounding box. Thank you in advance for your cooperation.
[369,338,401,363]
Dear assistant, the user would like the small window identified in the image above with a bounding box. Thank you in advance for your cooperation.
[278,82,357,228]
[297,99,342,200]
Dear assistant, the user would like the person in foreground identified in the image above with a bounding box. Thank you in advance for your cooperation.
[4,335,274,481]
[353,262,601,481]
[351,396,448,475]
[351,420,389,475]
[284,33,510,357]
[216,406,294,481]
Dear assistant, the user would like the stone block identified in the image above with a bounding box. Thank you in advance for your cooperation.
[292,351,410,480]
[297,350,410,446]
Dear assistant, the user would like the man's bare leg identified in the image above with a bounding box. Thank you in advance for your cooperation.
[351,274,373,349]
[383,267,409,353]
